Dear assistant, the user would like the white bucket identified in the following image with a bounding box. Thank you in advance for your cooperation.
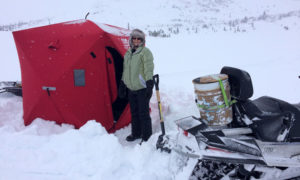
[192,74,232,126]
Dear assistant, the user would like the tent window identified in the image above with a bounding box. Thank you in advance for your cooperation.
[74,69,85,87]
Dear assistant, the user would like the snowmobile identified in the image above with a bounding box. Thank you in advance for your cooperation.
[159,66,300,179]
[0,81,22,96]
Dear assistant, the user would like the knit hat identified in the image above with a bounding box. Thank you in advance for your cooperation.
[129,29,145,48]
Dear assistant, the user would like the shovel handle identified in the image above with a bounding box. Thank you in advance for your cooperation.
[153,74,161,106]
[153,74,159,91]
[153,74,165,135]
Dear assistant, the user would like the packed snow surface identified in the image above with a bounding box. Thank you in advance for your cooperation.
[1,0,300,179]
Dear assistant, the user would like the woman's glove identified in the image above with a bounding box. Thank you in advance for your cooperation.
[118,81,127,99]
[146,80,154,99]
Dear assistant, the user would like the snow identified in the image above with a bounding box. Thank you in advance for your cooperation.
[0,32,21,81]
[96,23,131,37]
[1,0,300,179]
[63,19,87,25]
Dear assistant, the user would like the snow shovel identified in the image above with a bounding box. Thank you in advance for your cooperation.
[154,74,171,153]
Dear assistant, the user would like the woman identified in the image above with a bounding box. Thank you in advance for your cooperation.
[119,29,154,142]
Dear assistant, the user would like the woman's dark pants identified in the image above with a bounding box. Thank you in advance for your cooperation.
[128,88,152,141]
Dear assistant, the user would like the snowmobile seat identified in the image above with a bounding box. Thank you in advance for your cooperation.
[242,96,300,141]
[241,96,285,141]
[242,96,284,120]
[220,66,253,101]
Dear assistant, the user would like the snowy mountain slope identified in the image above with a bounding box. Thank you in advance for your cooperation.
[1,0,300,34]
[1,0,300,179]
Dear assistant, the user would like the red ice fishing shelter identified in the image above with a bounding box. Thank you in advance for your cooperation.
[13,19,131,132]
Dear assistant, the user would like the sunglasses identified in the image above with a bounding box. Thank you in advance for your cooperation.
[132,37,142,40]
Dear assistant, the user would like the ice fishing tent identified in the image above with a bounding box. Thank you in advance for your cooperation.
[13,19,131,132]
